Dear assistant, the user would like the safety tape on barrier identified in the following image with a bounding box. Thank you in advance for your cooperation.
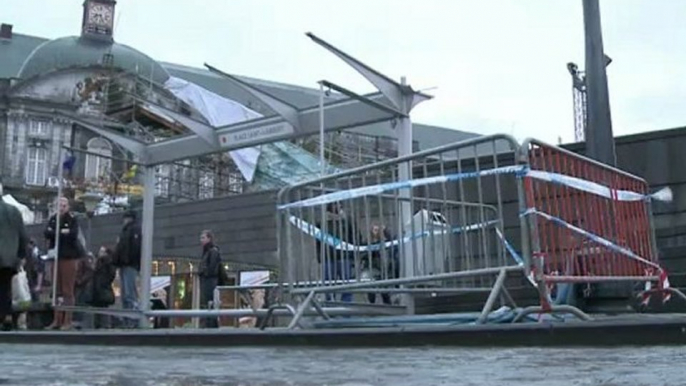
[495,228,524,266]
[290,215,495,252]
[288,215,525,267]
[278,166,671,210]
[525,170,673,203]
[278,166,526,210]
[521,208,662,271]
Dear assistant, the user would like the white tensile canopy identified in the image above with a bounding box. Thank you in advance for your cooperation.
[2,194,35,224]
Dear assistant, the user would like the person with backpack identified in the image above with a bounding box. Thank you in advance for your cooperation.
[44,197,80,330]
[25,239,45,303]
[112,210,141,328]
[198,230,223,328]
[0,180,28,331]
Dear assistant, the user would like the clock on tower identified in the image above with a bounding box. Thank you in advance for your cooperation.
[81,0,116,42]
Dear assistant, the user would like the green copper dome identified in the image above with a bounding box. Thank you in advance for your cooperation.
[18,36,169,84]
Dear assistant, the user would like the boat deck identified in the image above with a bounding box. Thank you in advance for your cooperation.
[1,313,685,347]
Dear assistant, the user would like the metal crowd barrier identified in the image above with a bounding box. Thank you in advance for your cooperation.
[51,134,681,330]
[276,134,524,324]
[273,134,680,327]
[518,139,677,310]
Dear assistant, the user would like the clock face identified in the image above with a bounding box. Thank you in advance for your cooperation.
[87,3,114,27]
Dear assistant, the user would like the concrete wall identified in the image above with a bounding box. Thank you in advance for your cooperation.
[27,190,279,268]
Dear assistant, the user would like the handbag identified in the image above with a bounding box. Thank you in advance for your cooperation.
[12,267,32,308]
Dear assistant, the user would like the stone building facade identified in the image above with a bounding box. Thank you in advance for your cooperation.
[0,0,478,223]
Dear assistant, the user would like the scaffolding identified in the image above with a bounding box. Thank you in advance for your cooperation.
[567,62,587,143]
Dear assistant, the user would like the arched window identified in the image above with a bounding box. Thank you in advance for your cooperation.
[84,137,112,182]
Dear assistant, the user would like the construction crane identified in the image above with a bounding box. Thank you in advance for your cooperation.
[567,62,587,143]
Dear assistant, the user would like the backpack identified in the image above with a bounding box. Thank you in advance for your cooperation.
[217,260,230,286]
[209,246,230,286]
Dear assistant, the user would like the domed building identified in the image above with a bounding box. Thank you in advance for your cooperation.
[0,0,477,225]
[18,36,171,84]
[0,0,252,220]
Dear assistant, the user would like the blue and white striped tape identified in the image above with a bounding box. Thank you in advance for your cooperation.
[289,215,525,266]
[279,166,527,210]
[495,228,524,266]
[290,216,496,253]
[525,170,672,203]
[521,208,661,270]
[279,166,671,210]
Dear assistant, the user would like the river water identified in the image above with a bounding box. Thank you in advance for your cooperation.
[0,344,682,386]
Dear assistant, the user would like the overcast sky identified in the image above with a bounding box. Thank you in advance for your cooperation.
[5,0,686,143]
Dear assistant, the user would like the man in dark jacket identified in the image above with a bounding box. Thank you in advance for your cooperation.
[198,230,221,328]
[112,210,141,328]
[0,182,28,330]
[44,197,80,330]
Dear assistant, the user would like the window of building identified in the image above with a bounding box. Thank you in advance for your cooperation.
[28,120,51,137]
[25,147,47,186]
[155,164,171,197]
[198,171,214,200]
[84,137,113,182]
[228,172,243,194]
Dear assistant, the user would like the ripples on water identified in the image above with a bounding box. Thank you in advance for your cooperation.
[0,344,682,386]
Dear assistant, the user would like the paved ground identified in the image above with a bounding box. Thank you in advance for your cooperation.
[0,344,682,385]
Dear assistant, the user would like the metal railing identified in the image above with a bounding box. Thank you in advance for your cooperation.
[276,134,523,324]
[519,139,668,310]
[273,134,676,327]
[49,134,679,330]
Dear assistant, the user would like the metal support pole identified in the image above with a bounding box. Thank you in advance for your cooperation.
[582,0,616,166]
[192,273,201,328]
[397,76,414,314]
[287,290,316,329]
[319,82,326,177]
[51,146,64,307]
[477,268,507,324]
[138,165,155,328]
[87,217,92,252]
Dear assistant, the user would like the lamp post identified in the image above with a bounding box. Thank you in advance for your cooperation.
[81,191,102,251]
[583,0,616,166]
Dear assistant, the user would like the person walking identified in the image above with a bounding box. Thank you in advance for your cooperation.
[112,210,142,328]
[74,252,95,329]
[88,245,116,329]
[25,239,45,303]
[365,224,396,305]
[198,230,221,328]
[44,197,80,330]
[0,182,28,331]
[316,203,361,303]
